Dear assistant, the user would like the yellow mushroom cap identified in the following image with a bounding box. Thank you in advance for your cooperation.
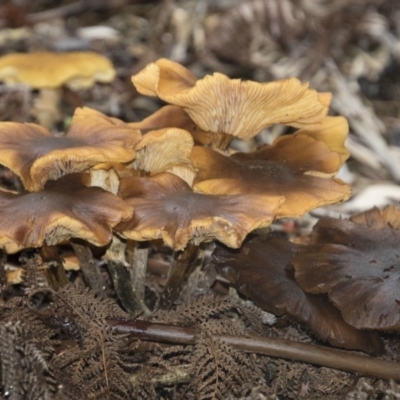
[132,58,331,141]
[0,51,116,89]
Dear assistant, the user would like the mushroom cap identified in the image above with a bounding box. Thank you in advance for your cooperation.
[293,209,400,330]
[128,105,211,146]
[0,107,141,191]
[0,52,116,89]
[213,234,384,354]
[290,116,350,165]
[132,127,194,175]
[0,174,132,253]
[131,58,331,140]
[192,135,351,218]
[115,172,284,250]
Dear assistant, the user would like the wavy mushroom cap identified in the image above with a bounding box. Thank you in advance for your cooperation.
[128,105,211,146]
[132,127,194,175]
[291,116,350,165]
[0,174,132,253]
[0,51,116,89]
[192,130,351,218]
[115,172,284,250]
[213,235,384,354]
[131,58,331,142]
[293,207,400,331]
[0,107,141,191]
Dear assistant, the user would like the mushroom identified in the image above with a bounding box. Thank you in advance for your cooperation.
[131,127,195,185]
[96,125,194,313]
[131,58,331,149]
[213,234,384,355]
[290,115,350,166]
[0,107,141,191]
[128,105,211,146]
[0,51,116,128]
[293,206,400,331]
[192,120,351,219]
[116,172,283,250]
[115,172,284,308]
[0,172,132,293]
[0,173,132,253]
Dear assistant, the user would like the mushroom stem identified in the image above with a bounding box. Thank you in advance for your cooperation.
[156,243,200,309]
[109,319,400,381]
[71,240,106,298]
[126,240,148,306]
[32,88,61,130]
[105,236,149,315]
[90,168,120,194]
[209,132,234,151]
[0,251,6,287]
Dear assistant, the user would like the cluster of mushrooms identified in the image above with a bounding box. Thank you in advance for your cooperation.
[0,56,357,318]
[214,204,400,354]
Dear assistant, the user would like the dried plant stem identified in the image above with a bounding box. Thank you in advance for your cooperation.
[130,364,192,386]
[105,236,149,315]
[156,243,199,309]
[71,240,105,297]
[110,319,400,381]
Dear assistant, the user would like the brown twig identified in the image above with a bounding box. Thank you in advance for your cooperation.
[109,319,400,381]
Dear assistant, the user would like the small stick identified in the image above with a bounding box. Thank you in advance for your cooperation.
[109,319,400,381]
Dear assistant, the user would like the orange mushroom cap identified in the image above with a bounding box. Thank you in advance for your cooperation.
[132,127,194,175]
[132,58,331,141]
[128,105,211,146]
[0,107,141,191]
[192,131,351,219]
[115,172,284,250]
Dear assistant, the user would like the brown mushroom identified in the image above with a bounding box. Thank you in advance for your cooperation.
[0,107,141,191]
[0,173,132,253]
[115,172,284,250]
[132,58,331,149]
[293,206,400,331]
[213,234,384,354]
[0,51,116,128]
[116,172,284,308]
[192,126,351,218]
